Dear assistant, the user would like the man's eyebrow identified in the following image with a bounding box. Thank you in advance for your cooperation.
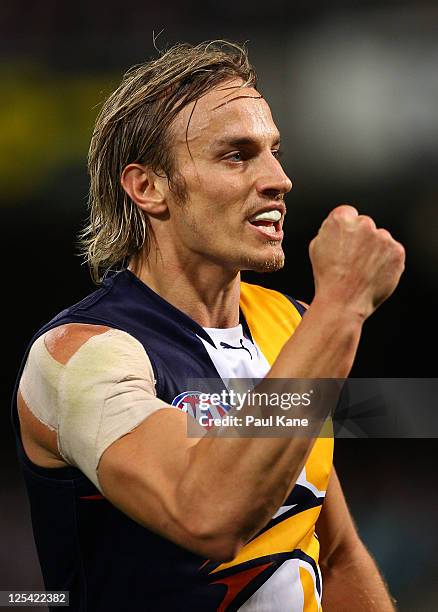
[212,135,281,148]
[212,94,263,111]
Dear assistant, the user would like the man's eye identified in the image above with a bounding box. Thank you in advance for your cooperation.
[226,151,244,162]
[272,149,283,159]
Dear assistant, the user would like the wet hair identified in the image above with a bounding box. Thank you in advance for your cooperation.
[79,40,257,283]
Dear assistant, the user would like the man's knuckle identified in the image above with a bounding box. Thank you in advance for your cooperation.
[377,228,391,240]
[394,242,406,261]
[358,215,376,231]
[330,204,358,223]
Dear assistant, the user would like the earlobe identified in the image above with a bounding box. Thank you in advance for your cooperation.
[121,163,168,215]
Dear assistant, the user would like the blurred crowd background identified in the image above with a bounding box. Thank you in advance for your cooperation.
[1,1,437,610]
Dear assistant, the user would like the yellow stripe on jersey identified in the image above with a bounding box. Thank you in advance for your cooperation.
[240,282,302,365]
[300,565,321,611]
[210,508,322,574]
[304,435,333,491]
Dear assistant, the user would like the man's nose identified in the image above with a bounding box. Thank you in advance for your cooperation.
[255,153,293,198]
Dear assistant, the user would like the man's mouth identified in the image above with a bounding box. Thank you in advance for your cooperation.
[248,209,283,239]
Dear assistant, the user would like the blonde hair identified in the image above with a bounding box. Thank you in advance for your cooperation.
[79,40,257,284]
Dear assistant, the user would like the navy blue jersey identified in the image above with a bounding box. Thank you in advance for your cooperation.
[12,270,332,611]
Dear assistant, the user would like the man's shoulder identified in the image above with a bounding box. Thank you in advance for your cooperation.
[44,323,111,364]
[31,271,130,345]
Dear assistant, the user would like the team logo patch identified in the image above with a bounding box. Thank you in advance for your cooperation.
[171,391,230,428]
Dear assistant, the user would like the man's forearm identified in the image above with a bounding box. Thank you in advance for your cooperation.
[321,540,396,611]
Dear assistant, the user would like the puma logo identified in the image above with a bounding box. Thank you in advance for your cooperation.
[219,339,253,360]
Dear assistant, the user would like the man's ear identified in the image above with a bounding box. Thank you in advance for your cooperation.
[121,164,168,215]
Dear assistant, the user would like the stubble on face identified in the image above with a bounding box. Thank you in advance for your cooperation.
[241,246,285,273]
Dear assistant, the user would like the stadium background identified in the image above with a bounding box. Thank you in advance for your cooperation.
[1,1,437,609]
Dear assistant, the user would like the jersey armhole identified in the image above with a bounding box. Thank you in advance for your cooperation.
[284,295,307,317]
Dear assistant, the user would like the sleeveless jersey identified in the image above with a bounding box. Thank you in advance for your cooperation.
[12,269,333,611]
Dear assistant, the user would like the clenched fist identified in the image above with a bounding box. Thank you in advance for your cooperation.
[309,205,405,320]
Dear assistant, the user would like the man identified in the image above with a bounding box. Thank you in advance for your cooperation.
[13,41,404,610]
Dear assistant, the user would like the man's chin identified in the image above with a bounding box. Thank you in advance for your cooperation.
[240,249,285,273]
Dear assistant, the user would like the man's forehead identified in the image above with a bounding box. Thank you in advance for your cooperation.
[209,81,263,110]
[172,82,279,146]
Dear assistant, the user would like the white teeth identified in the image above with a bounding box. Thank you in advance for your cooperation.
[252,210,281,222]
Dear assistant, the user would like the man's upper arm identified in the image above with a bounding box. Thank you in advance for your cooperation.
[20,324,191,512]
[316,467,361,569]
[20,324,172,484]
[19,323,234,559]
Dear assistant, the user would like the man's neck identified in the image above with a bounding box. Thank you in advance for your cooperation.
[129,252,241,329]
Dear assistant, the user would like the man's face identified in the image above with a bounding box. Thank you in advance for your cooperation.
[164,80,292,274]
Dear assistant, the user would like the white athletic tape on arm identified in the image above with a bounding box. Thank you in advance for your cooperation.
[20,328,169,491]
[20,334,63,432]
